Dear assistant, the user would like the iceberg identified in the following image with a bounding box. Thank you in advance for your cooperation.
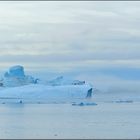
[0,65,93,103]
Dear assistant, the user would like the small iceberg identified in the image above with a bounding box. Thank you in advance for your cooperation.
[115,100,133,103]
[72,102,97,106]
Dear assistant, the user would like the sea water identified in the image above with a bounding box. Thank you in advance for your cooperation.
[0,101,140,139]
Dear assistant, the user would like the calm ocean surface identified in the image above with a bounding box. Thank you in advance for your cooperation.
[0,102,140,139]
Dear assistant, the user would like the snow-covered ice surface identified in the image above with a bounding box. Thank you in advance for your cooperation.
[0,92,140,139]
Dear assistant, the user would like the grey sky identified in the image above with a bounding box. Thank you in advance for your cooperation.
[0,1,140,90]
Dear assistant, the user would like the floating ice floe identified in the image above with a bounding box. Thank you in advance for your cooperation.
[114,100,133,103]
[72,102,97,106]
[0,65,93,103]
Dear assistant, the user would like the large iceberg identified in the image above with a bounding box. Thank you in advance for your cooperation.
[0,65,93,103]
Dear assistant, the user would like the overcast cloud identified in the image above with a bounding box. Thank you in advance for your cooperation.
[0,1,140,91]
